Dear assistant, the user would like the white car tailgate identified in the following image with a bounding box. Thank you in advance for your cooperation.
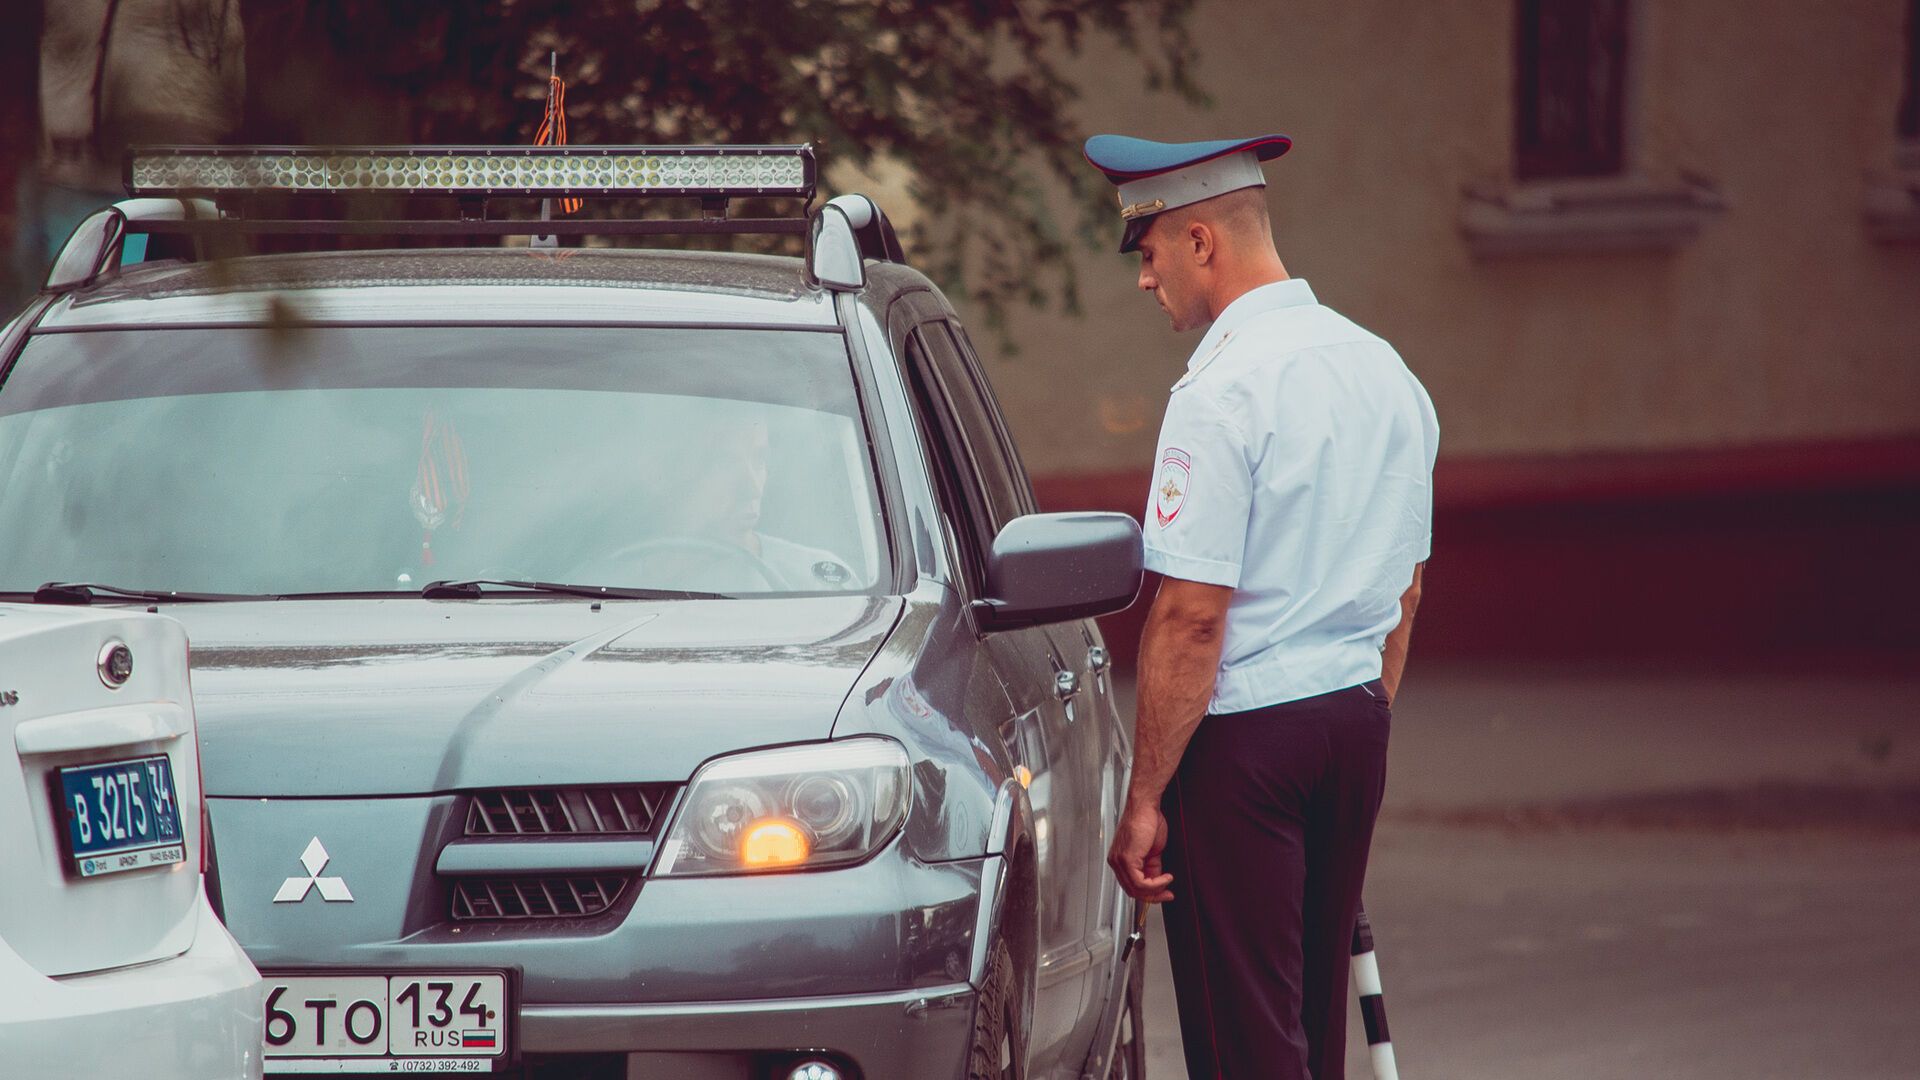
[0,606,204,977]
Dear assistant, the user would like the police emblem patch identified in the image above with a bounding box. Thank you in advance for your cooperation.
[1155,448,1191,527]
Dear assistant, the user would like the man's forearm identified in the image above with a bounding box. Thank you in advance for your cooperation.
[1128,595,1227,808]
[1381,617,1413,702]
[1380,562,1424,702]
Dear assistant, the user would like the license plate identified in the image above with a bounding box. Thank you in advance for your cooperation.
[263,972,509,1073]
[55,754,187,878]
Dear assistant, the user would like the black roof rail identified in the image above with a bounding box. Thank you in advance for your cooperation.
[823,194,906,263]
[808,194,908,294]
[42,198,218,294]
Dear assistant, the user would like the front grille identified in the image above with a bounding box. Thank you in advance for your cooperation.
[450,876,628,920]
[465,785,674,837]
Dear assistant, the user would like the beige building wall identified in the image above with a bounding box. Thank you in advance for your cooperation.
[953,0,1920,476]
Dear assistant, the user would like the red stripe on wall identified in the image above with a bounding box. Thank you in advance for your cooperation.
[1033,437,1920,517]
[1033,437,1920,669]
[1433,437,1920,510]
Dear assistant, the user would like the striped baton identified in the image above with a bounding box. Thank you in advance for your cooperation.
[1352,903,1400,1080]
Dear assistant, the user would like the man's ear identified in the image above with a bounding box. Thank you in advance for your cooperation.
[1188,219,1216,267]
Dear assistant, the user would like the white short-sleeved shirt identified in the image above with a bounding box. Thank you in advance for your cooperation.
[1143,279,1438,714]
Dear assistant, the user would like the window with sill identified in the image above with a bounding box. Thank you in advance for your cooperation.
[1900,0,1918,142]
[1867,0,1920,241]
[1515,0,1629,180]
[1464,0,1722,256]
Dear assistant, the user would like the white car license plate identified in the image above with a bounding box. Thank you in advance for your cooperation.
[263,972,508,1073]
[55,754,187,877]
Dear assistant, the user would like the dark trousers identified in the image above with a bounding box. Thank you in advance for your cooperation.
[1160,681,1391,1080]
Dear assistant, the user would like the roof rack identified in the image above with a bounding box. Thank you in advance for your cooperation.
[43,144,907,295]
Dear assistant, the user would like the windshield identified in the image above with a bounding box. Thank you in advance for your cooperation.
[0,325,887,596]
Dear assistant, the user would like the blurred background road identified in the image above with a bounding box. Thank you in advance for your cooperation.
[1120,662,1920,1080]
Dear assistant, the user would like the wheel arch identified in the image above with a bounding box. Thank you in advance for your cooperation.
[971,778,1038,1073]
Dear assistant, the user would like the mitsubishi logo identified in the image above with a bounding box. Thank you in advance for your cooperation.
[273,837,354,903]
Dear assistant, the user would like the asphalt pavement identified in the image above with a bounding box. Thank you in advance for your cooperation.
[1117,659,1920,1079]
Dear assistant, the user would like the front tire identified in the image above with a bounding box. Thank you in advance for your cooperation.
[967,942,1020,1080]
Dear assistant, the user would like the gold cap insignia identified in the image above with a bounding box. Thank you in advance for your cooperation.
[1119,198,1166,221]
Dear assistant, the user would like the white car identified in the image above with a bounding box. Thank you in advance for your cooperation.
[0,604,262,1078]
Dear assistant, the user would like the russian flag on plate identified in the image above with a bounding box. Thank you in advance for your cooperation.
[462,1030,498,1049]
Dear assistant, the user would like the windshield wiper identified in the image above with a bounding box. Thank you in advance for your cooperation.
[32,582,274,605]
[420,579,732,601]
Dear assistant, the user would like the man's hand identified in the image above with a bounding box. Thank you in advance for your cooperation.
[1108,576,1231,903]
[1108,800,1175,902]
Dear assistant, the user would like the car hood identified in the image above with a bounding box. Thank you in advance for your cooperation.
[171,596,902,797]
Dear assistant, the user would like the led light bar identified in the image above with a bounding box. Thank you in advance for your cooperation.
[125,145,816,199]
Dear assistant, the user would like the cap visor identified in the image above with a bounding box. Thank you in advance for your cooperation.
[1119,215,1152,254]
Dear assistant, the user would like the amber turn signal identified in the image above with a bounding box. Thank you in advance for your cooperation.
[739,819,811,868]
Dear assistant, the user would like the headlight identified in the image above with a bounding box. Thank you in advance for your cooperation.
[654,738,909,876]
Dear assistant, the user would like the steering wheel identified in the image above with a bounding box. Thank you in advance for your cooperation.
[567,536,781,591]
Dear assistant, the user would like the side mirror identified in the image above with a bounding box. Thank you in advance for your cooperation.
[973,512,1144,632]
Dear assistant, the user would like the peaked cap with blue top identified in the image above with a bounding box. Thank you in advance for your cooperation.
[1083,133,1292,253]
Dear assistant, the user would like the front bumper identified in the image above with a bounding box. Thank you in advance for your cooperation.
[526,982,976,1080]
[0,891,264,1080]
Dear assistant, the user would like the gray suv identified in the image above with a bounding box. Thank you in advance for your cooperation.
[1,146,1147,1080]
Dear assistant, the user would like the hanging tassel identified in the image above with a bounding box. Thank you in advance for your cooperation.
[534,64,583,214]
[412,407,471,569]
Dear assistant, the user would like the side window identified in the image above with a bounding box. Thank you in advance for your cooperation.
[918,322,1024,533]
[899,329,994,589]
[944,322,1039,516]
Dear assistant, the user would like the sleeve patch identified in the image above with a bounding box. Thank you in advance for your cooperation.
[1154,448,1191,527]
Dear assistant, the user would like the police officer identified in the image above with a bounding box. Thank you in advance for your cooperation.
[1089,133,1438,1080]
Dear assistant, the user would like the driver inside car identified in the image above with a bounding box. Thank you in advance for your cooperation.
[589,411,859,593]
